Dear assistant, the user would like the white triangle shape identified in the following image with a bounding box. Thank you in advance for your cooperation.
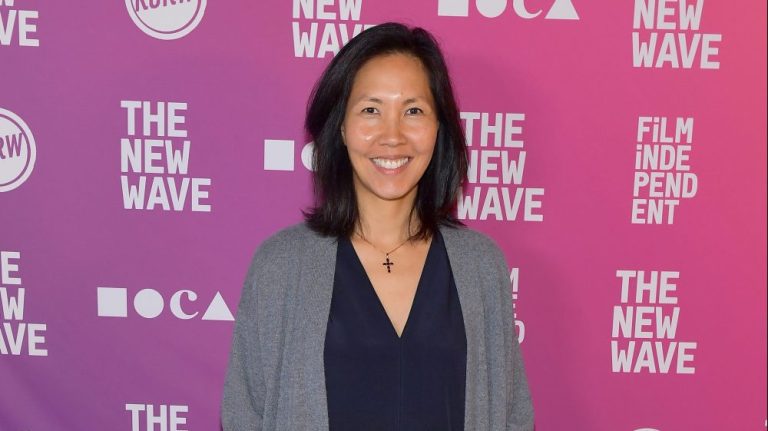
[546,0,580,20]
[202,292,234,321]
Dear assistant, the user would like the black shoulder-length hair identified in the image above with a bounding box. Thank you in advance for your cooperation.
[303,22,467,240]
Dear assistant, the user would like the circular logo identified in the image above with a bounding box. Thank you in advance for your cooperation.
[0,108,36,192]
[125,0,206,40]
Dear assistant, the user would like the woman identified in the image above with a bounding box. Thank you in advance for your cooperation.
[222,23,533,430]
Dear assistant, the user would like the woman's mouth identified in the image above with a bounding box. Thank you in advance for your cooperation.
[371,157,411,170]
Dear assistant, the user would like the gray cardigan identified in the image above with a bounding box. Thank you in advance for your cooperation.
[221,223,534,430]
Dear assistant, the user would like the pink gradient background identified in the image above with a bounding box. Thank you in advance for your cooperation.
[1,0,765,429]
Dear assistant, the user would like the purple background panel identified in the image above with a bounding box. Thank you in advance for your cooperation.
[1,0,766,430]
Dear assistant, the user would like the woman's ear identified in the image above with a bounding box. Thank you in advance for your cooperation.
[340,126,346,145]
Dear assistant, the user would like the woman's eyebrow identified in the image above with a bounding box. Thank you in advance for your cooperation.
[350,95,384,104]
[402,97,422,105]
[351,95,429,105]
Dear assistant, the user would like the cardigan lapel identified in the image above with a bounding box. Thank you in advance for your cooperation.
[441,225,488,431]
[289,231,337,429]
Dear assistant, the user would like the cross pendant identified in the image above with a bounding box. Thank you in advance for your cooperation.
[382,255,394,273]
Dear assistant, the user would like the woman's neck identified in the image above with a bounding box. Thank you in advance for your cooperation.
[355,191,419,248]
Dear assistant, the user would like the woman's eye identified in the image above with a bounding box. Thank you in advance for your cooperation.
[406,107,423,115]
[362,107,377,114]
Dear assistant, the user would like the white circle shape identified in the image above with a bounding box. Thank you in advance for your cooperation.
[301,142,315,171]
[134,289,165,318]
[476,0,507,17]
[125,0,206,40]
[0,108,36,193]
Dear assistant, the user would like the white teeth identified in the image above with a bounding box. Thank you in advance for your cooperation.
[372,157,409,170]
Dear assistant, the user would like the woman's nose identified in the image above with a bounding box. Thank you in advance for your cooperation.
[379,115,405,147]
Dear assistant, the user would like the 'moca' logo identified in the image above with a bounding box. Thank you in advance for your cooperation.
[125,0,206,40]
[97,287,234,321]
[0,108,36,192]
[438,0,578,19]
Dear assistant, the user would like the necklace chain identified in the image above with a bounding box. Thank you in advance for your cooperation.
[354,230,412,273]
[355,231,412,256]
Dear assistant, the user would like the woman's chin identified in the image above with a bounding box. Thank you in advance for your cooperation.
[361,183,418,203]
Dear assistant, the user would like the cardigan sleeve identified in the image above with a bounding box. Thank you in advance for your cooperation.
[489,240,535,431]
[221,246,268,430]
[506,320,534,430]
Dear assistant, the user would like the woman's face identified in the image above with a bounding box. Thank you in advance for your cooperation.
[341,53,438,205]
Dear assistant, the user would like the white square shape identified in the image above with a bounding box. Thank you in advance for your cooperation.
[438,0,469,16]
[264,140,295,171]
[97,287,128,317]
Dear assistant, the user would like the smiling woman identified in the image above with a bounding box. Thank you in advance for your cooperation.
[222,22,534,431]
[303,23,468,242]
[342,53,439,210]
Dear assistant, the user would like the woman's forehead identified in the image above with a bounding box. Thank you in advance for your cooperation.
[348,54,433,102]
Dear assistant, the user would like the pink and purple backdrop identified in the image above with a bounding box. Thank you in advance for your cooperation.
[1,0,766,430]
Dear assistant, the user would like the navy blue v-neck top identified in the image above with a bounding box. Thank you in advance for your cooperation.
[323,231,467,431]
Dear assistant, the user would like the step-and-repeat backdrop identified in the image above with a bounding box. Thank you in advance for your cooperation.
[2,0,766,429]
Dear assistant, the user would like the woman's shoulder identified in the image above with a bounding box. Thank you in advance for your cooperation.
[440,224,505,257]
[241,222,327,287]
[250,222,324,262]
[440,224,510,277]
[259,221,314,248]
